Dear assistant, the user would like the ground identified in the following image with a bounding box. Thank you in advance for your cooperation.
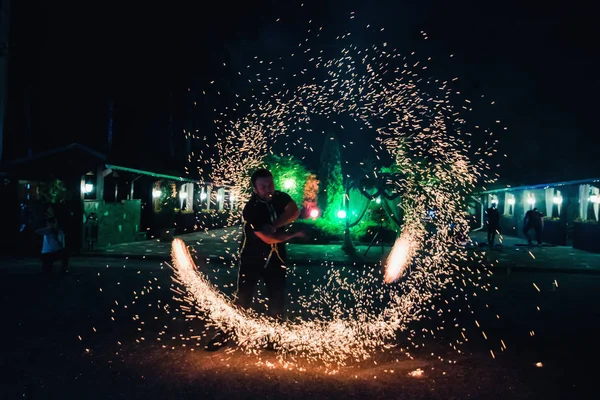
[1,256,599,399]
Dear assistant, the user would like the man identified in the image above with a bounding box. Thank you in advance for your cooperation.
[524,207,544,246]
[206,168,304,350]
[485,202,501,246]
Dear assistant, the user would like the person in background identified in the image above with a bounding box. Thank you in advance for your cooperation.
[485,202,501,246]
[523,207,544,246]
[36,217,68,276]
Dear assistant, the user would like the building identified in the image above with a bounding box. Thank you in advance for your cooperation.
[475,178,600,252]
[0,143,239,255]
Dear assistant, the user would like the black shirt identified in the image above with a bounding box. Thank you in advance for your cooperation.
[486,207,500,226]
[240,191,293,263]
[525,209,543,226]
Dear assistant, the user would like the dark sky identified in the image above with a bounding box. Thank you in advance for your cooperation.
[5,0,599,186]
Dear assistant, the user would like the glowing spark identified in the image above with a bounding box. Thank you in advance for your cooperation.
[384,230,418,284]
[171,238,418,365]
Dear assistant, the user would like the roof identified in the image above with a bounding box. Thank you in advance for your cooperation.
[7,143,106,165]
[0,143,107,179]
[480,177,600,194]
[0,143,201,184]
[105,164,198,183]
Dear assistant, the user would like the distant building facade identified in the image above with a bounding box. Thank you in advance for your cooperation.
[474,178,600,252]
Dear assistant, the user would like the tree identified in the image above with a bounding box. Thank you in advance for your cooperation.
[262,154,310,207]
[317,134,344,222]
[302,173,319,217]
[38,178,67,205]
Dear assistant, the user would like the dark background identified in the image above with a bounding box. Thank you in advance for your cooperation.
[3,0,599,185]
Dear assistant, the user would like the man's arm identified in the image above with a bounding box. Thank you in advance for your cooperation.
[254,230,304,245]
[272,200,300,229]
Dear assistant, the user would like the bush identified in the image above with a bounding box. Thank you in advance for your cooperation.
[291,216,398,244]
[351,221,398,243]
[290,218,343,244]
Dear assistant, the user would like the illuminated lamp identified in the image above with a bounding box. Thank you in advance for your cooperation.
[284,178,296,190]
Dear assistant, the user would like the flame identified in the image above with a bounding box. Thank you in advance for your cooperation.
[384,231,417,284]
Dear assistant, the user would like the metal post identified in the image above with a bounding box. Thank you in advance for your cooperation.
[0,0,10,162]
[96,165,105,200]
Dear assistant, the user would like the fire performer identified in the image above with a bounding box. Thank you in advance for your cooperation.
[206,168,305,350]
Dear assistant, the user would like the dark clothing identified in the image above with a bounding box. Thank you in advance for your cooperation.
[41,248,69,275]
[524,209,543,227]
[236,191,293,319]
[236,259,286,318]
[524,209,544,245]
[486,207,500,227]
[240,191,292,263]
[485,207,501,245]
[524,224,543,245]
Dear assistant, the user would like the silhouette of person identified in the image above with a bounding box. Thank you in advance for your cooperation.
[485,202,501,246]
[524,207,544,246]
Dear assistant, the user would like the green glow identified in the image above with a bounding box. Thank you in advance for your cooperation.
[284,178,296,190]
[337,210,347,219]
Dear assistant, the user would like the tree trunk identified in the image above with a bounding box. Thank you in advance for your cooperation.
[341,184,355,255]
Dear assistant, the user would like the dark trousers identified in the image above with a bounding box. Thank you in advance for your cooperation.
[235,258,286,319]
[524,224,543,245]
[41,249,69,274]
[487,224,499,245]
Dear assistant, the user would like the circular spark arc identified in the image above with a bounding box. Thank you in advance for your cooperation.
[172,238,421,366]
[176,12,497,368]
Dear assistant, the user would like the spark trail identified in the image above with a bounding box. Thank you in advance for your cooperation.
[172,10,499,367]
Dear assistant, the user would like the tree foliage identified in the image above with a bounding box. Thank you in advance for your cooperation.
[317,134,344,222]
[262,153,311,207]
[38,178,67,205]
[302,173,319,211]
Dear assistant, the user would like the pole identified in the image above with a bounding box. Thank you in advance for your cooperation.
[0,0,10,162]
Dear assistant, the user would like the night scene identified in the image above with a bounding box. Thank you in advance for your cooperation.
[1,0,599,399]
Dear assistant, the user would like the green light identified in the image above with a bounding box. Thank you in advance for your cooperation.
[283,178,296,190]
[375,197,381,204]
[337,210,347,219]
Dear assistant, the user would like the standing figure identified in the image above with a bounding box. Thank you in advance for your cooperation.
[485,202,501,246]
[35,217,68,275]
[523,207,544,246]
[206,168,304,350]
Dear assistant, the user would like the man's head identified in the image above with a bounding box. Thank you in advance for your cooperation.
[251,168,275,202]
[491,202,497,208]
